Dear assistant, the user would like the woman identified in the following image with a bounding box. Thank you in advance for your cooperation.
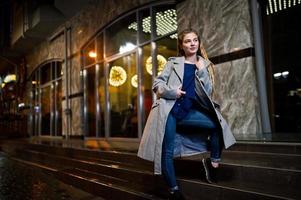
[138,29,236,199]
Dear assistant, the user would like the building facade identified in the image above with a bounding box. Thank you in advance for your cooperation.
[10,0,299,142]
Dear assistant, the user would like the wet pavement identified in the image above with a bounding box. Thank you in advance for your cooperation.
[0,152,104,200]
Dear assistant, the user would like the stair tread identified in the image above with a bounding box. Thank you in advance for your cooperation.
[10,155,294,200]
[9,156,163,200]
[16,149,301,199]
[24,143,301,171]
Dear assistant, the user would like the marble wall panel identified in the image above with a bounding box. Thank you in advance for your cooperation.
[177,0,253,56]
[71,97,83,136]
[26,34,65,75]
[214,57,262,136]
[70,56,81,94]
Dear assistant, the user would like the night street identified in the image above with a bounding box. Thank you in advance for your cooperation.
[0,152,104,200]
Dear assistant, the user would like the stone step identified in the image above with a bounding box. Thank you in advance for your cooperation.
[228,142,301,155]
[11,154,290,200]
[24,142,301,171]
[177,178,293,200]
[20,143,154,171]
[2,141,300,199]
[186,151,301,171]
[12,148,300,199]
[7,156,163,200]
[60,167,168,198]
[174,159,300,199]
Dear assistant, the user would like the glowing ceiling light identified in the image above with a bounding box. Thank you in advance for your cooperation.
[128,22,137,31]
[267,0,300,15]
[274,0,278,12]
[128,9,177,39]
[119,42,136,54]
[88,51,97,58]
[146,55,167,75]
[269,0,273,14]
[282,71,289,78]
[142,16,151,33]
[131,74,138,88]
[170,33,178,39]
[18,103,25,108]
[273,72,282,79]
[109,66,127,87]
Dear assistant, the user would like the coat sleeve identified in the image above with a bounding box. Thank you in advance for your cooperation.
[152,59,177,99]
[196,66,212,96]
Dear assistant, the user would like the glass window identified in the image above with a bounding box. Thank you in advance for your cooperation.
[154,5,177,38]
[85,66,96,137]
[56,80,62,136]
[56,62,63,78]
[30,61,63,137]
[51,62,56,80]
[51,82,55,135]
[141,44,153,126]
[81,3,177,139]
[30,73,37,136]
[105,13,137,57]
[33,71,39,136]
[31,72,38,89]
[83,41,96,67]
[97,63,105,137]
[40,63,51,85]
[109,53,137,138]
[156,36,177,74]
[41,86,51,135]
[138,9,151,44]
[96,33,104,62]
[261,2,301,134]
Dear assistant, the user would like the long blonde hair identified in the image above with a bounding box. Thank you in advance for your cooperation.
[178,29,215,95]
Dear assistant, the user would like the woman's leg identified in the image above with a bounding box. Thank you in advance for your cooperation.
[210,129,222,165]
[178,109,222,163]
[161,113,178,190]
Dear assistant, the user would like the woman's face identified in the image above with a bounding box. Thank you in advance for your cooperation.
[181,32,199,57]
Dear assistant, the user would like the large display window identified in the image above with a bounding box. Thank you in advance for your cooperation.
[29,61,63,136]
[81,3,178,138]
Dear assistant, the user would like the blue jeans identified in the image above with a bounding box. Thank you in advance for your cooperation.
[161,109,222,188]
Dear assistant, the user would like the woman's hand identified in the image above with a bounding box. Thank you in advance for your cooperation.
[176,86,186,98]
[195,58,205,70]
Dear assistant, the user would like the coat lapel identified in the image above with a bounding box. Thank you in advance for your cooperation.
[197,55,211,69]
[171,56,185,83]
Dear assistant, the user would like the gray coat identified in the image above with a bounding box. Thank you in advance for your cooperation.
[137,56,236,174]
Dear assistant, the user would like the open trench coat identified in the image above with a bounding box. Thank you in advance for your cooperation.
[137,56,236,174]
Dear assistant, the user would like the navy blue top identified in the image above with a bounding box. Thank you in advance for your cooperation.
[171,63,197,119]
